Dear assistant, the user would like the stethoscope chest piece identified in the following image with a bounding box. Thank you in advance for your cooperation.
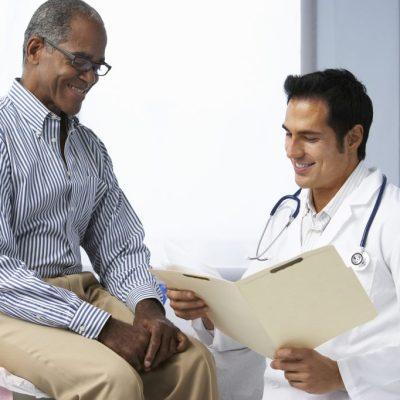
[351,251,370,270]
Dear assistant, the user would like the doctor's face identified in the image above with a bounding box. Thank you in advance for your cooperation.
[283,98,358,199]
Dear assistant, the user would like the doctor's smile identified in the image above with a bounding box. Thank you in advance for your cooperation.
[282,96,364,213]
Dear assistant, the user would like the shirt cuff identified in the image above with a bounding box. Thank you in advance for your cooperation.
[69,301,111,339]
[125,283,162,313]
[192,318,214,346]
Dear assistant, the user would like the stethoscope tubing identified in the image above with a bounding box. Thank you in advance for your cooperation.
[359,174,387,249]
[251,174,387,264]
[249,189,301,261]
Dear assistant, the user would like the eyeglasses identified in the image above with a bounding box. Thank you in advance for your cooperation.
[43,38,112,76]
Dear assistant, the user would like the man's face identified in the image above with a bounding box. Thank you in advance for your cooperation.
[32,15,107,115]
[283,98,356,194]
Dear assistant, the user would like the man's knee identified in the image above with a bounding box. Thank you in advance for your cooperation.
[182,337,217,375]
[95,356,144,399]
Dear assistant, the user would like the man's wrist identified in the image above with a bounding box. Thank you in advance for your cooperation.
[98,316,114,342]
[126,283,163,312]
[135,298,165,319]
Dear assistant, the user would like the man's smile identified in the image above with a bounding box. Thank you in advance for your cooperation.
[292,160,316,174]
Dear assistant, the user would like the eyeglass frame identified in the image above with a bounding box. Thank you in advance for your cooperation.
[42,37,112,76]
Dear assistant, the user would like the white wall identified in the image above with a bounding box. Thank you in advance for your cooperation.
[302,0,400,184]
[80,1,301,268]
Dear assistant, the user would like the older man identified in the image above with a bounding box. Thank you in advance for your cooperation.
[0,1,218,399]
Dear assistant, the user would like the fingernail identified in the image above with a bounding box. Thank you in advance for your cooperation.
[144,361,151,368]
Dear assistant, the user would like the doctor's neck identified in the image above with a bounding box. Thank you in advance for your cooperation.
[310,161,360,213]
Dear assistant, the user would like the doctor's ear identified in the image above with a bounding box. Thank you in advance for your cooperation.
[346,124,364,152]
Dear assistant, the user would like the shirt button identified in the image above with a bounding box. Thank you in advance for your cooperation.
[51,137,57,143]
[79,325,86,334]
[35,130,41,138]
[67,171,71,177]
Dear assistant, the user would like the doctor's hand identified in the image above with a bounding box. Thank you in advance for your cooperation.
[167,288,214,330]
[270,348,345,394]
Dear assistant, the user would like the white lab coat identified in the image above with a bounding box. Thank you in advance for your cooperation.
[193,167,400,399]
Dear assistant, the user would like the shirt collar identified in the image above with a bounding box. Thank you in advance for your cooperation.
[305,161,369,219]
[8,79,53,133]
[8,79,80,134]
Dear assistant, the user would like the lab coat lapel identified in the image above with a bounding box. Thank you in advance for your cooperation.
[314,168,383,248]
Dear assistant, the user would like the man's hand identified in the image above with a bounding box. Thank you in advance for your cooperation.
[134,299,189,372]
[270,348,345,394]
[167,288,214,330]
[98,317,150,371]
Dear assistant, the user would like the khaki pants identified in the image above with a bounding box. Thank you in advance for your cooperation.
[0,272,218,400]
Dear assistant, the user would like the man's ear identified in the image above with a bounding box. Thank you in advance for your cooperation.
[346,124,364,153]
[25,36,46,65]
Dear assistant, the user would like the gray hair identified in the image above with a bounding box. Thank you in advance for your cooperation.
[23,0,104,62]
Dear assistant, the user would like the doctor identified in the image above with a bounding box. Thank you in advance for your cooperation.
[167,69,400,399]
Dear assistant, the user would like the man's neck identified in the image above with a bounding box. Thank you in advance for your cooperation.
[20,74,61,116]
[311,161,360,213]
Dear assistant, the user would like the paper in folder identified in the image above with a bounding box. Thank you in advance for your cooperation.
[151,245,377,358]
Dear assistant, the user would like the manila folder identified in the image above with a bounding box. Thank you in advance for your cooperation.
[151,268,275,356]
[152,245,377,358]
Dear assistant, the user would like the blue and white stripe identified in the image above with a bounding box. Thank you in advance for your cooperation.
[0,79,161,339]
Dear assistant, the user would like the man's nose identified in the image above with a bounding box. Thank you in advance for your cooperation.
[79,68,98,86]
[286,137,304,158]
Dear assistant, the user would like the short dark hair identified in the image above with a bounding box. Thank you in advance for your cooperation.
[23,0,104,62]
[284,69,373,160]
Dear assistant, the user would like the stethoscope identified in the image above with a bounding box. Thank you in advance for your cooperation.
[249,175,387,270]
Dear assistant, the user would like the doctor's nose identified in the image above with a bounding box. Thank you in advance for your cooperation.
[285,137,304,159]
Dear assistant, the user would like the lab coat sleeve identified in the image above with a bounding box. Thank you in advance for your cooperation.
[191,318,249,351]
[337,226,400,399]
[338,346,400,399]
[191,318,214,346]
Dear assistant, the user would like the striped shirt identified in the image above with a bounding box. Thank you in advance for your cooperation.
[0,79,161,339]
[301,161,371,250]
